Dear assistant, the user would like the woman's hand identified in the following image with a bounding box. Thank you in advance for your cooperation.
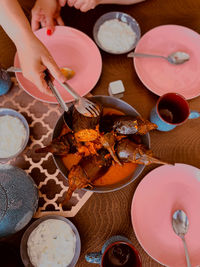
[16,35,66,94]
[67,0,99,12]
[31,0,65,34]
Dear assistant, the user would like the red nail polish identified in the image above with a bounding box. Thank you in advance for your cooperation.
[47,29,52,36]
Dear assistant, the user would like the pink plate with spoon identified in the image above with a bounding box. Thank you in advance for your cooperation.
[131,163,200,267]
[14,26,102,103]
[133,25,200,99]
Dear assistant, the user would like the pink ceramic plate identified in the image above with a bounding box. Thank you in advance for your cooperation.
[131,164,200,267]
[14,26,102,103]
[134,25,200,99]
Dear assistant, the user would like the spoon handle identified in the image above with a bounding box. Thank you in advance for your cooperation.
[127,52,166,60]
[6,66,22,73]
[57,80,80,101]
[181,236,192,267]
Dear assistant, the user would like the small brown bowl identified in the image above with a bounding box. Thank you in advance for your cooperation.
[52,96,150,193]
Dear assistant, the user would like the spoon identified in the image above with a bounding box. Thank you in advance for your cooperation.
[127,51,190,65]
[6,66,75,80]
[172,210,191,267]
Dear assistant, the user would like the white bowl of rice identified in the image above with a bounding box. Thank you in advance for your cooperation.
[0,108,29,162]
[20,215,81,267]
[93,11,141,54]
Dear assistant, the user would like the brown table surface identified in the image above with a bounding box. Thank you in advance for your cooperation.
[2,0,200,266]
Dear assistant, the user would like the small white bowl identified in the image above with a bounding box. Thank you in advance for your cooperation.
[0,108,29,162]
[93,11,141,54]
[20,215,81,267]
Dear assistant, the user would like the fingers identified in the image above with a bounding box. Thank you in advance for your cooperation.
[45,16,55,34]
[31,12,42,31]
[37,71,50,94]
[73,0,83,9]
[42,54,66,84]
[37,73,53,96]
[56,16,65,26]
[67,0,76,7]
[23,66,50,94]
[40,19,47,28]
[31,2,62,33]
[58,0,67,7]
[80,3,93,12]
[67,0,96,12]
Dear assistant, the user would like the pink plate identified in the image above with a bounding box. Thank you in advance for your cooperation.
[134,25,200,100]
[131,164,200,267]
[14,26,102,103]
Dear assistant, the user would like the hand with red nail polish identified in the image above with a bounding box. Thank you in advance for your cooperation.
[31,0,65,33]
[0,0,66,95]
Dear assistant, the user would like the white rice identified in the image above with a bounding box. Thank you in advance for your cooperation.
[0,115,26,158]
[97,19,136,53]
[27,219,76,267]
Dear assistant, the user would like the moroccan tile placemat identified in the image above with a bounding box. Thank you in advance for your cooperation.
[0,81,93,218]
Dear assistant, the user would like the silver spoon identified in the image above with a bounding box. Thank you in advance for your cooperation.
[127,51,190,65]
[172,210,191,267]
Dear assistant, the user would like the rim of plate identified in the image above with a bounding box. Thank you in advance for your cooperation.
[131,163,200,267]
[134,24,200,100]
[14,26,102,104]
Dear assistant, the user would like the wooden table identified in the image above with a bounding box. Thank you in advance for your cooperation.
[2,0,200,266]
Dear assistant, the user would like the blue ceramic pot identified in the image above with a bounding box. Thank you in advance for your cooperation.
[0,69,12,95]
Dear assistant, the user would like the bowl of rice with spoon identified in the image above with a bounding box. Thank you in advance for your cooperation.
[93,11,141,54]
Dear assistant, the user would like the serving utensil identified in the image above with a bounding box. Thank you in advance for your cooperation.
[56,79,100,118]
[7,67,100,117]
[172,210,191,267]
[127,51,190,65]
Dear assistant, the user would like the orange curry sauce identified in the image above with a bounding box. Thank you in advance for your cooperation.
[61,107,137,186]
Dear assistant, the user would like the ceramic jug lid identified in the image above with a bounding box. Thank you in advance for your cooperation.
[0,183,8,222]
[0,165,38,237]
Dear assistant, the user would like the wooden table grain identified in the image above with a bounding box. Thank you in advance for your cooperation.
[2,0,200,266]
[63,1,200,266]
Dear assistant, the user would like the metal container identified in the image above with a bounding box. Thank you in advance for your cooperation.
[52,96,150,193]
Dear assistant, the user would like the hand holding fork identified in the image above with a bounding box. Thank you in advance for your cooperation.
[7,67,100,118]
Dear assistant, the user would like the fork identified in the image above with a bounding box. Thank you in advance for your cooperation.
[57,80,100,117]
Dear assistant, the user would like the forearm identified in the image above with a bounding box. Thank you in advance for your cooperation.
[98,0,145,4]
[0,0,35,49]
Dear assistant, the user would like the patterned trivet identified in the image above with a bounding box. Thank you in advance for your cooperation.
[0,83,93,218]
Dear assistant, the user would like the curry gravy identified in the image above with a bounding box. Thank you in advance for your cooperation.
[61,107,137,186]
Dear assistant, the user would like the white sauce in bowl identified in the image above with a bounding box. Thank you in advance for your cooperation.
[97,19,136,53]
[27,219,76,267]
[0,115,26,158]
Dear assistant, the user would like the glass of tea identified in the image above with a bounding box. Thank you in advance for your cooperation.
[150,92,200,131]
[85,235,142,267]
